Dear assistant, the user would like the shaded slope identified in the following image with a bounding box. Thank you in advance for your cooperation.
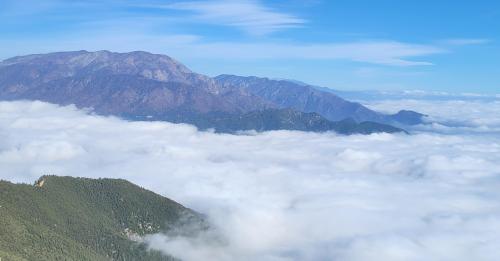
[0,176,204,261]
[208,109,405,134]
[215,74,386,122]
[130,108,405,134]
[215,75,426,125]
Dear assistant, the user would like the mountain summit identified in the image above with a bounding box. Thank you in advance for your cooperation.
[0,50,417,134]
[0,50,271,115]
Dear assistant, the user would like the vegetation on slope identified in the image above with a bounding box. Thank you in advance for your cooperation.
[0,176,204,261]
[128,108,405,134]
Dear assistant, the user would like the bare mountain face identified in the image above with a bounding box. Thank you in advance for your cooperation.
[215,74,425,125]
[0,50,272,115]
[0,51,412,134]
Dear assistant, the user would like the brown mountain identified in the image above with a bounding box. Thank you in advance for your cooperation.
[0,50,410,134]
[0,50,272,115]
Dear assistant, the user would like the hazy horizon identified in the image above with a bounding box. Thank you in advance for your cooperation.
[1,0,499,93]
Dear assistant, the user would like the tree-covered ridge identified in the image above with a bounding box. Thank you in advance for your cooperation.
[0,176,204,261]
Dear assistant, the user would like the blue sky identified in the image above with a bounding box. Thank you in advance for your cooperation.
[1,0,499,93]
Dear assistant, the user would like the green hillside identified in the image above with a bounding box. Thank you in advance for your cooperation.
[0,176,205,261]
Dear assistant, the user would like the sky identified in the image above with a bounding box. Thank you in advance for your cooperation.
[1,0,499,93]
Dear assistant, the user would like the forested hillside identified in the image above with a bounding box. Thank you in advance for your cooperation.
[0,176,205,261]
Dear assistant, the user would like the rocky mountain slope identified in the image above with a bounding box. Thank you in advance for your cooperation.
[0,51,272,115]
[215,74,425,125]
[0,51,414,134]
[0,176,205,260]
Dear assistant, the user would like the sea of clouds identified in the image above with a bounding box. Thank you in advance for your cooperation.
[364,98,500,135]
[1,98,500,261]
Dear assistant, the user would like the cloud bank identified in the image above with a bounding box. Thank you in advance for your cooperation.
[1,100,500,260]
[363,99,500,135]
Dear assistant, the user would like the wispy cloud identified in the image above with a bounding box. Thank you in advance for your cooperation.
[160,0,306,35]
[0,30,444,66]
[0,0,478,68]
[180,41,443,66]
[441,38,490,46]
[365,99,500,134]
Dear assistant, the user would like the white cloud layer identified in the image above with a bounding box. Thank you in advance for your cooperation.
[363,99,500,135]
[1,100,500,260]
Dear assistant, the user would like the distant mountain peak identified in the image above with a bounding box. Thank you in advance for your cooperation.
[2,50,198,84]
[0,50,274,116]
[215,74,426,126]
[0,51,418,134]
[215,74,385,122]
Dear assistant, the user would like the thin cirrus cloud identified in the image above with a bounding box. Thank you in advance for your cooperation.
[0,0,472,67]
[0,0,491,72]
[0,32,444,67]
[159,0,306,35]
[441,38,490,46]
[179,41,444,66]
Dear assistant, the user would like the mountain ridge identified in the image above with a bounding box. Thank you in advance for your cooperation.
[0,175,205,260]
[0,50,275,115]
[128,108,405,134]
[215,74,425,125]
[0,50,418,134]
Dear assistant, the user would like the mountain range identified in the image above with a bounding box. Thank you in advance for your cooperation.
[0,50,426,134]
[0,176,205,260]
